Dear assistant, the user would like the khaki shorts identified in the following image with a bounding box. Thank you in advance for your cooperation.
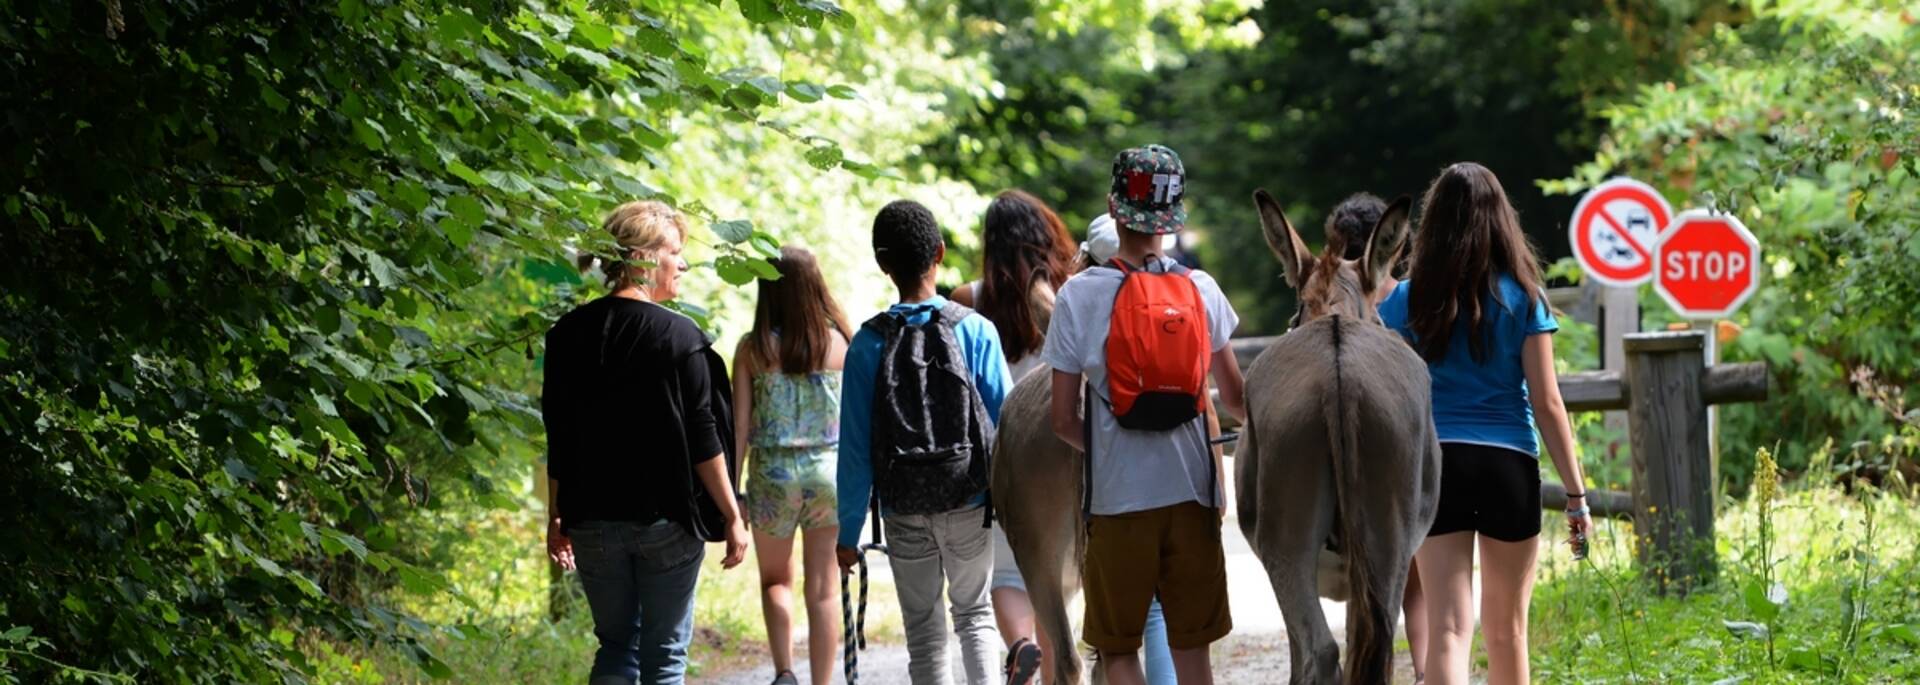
[1083,501,1231,652]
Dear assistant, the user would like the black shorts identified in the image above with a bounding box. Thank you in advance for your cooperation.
[1429,442,1542,542]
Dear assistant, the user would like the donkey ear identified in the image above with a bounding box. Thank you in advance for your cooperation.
[1361,195,1413,295]
[1254,189,1312,289]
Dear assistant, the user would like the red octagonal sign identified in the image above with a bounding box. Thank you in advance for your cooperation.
[1654,210,1761,319]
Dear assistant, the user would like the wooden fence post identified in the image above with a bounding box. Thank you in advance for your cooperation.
[1600,285,1638,457]
[1624,331,1716,593]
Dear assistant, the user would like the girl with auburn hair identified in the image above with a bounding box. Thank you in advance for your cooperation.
[955,189,1077,379]
[953,189,1078,684]
[732,246,853,685]
[1378,163,1591,685]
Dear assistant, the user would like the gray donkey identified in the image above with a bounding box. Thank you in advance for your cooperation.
[1238,190,1442,684]
[990,366,1104,685]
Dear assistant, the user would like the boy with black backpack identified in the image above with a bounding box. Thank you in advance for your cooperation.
[838,199,1011,685]
[1043,145,1247,685]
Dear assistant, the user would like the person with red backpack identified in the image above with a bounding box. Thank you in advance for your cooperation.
[837,199,1012,685]
[1043,145,1247,685]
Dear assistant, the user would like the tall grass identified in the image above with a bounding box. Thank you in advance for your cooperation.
[311,492,906,683]
[1531,448,1920,683]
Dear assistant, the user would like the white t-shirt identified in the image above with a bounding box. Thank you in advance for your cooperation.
[1041,257,1239,515]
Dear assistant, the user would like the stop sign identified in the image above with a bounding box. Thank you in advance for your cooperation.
[1653,210,1761,319]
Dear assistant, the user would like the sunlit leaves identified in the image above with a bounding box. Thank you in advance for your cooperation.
[786,82,826,102]
[1555,0,1920,483]
[710,219,755,244]
[0,0,862,680]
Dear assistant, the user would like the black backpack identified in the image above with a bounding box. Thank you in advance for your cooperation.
[864,301,995,521]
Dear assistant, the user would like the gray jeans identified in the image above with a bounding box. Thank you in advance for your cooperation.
[884,504,999,685]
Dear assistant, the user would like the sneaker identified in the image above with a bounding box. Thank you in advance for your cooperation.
[1003,637,1042,685]
[770,671,798,685]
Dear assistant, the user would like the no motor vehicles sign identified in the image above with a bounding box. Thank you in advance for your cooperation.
[1653,210,1761,319]
[1568,178,1674,287]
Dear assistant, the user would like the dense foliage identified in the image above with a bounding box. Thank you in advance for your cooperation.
[929,0,1741,333]
[1549,0,1920,486]
[0,0,858,680]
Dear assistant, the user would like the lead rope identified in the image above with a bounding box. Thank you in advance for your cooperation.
[841,542,887,684]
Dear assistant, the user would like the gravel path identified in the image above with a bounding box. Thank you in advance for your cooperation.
[702,520,1424,685]
[704,457,1439,684]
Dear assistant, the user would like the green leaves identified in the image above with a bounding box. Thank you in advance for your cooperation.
[1743,580,1786,622]
[713,253,780,286]
[571,21,615,51]
[446,194,487,228]
[1881,624,1920,647]
[786,82,826,102]
[478,170,536,195]
[710,219,754,244]
[434,9,486,44]
[444,159,487,187]
[0,0,872,680]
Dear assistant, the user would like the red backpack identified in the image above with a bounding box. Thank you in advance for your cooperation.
[1102,259,1211,430]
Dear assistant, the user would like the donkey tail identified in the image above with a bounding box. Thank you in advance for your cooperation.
[1324,315,1392,684]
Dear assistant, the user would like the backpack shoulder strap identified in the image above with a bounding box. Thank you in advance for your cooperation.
[936,301,973,327]
[862,310,906,338]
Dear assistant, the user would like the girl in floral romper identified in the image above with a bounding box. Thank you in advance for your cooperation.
[732,246,852,685]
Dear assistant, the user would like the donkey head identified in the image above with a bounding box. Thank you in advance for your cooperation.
[1253,189,1411,327]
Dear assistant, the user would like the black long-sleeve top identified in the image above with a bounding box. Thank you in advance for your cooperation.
[542,297,728,532]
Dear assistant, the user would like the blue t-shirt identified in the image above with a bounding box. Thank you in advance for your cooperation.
[836,296,1011,548]
[1378,274,1558,457]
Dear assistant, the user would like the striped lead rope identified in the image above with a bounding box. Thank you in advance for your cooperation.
[841,542,888,684]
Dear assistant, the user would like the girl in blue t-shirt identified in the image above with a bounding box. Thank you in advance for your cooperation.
[1378,163,1591,685]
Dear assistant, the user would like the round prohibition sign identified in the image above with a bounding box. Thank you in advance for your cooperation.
[1568,178,1674,287]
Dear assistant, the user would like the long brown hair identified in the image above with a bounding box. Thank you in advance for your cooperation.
[978,189,1074,362]
[747,246,852,374]
[1406,163,1546,363]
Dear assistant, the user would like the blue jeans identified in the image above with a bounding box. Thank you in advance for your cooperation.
[1143,597,1175,685]
[570,520,705,685]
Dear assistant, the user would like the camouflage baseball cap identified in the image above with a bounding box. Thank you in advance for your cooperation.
[1107,144,1187,235]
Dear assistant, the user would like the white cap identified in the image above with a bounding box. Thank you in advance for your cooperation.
[1083,213,1120,264]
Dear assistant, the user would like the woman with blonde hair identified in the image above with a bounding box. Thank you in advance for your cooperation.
[543,200,749,685]
[733,246,853,685]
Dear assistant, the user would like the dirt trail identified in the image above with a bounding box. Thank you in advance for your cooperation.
[702,457,1435,684]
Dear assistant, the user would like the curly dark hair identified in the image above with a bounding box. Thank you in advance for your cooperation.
[1327,192,1388,260]
[872,199,943,288]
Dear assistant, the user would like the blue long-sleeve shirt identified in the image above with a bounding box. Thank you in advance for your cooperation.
[837,296,1010,548]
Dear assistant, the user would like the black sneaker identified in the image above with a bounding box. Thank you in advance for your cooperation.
[1003,637,1042,685]
[770,670,798,685]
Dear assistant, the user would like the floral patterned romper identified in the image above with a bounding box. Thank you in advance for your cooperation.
[745,370,841,538]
